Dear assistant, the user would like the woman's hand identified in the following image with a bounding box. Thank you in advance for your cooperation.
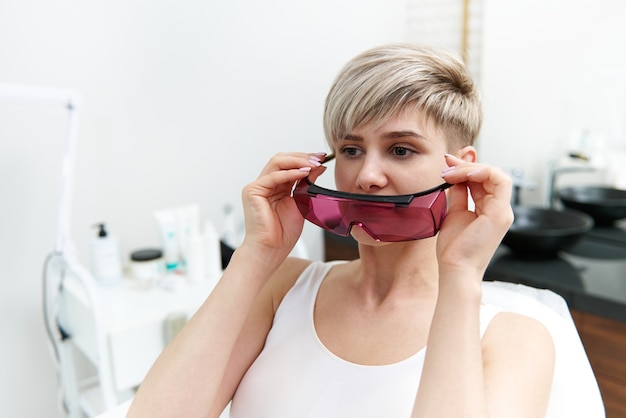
[240,152,327,257]
[436,154,514,277]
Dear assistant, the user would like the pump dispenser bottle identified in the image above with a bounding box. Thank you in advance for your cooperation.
[91,223,123,286]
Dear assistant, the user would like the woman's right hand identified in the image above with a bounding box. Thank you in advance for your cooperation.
[128,152,326,418]
[239,152,327,258]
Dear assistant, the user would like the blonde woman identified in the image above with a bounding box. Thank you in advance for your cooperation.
[129,44,556,418]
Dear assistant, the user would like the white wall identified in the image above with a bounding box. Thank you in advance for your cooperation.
[480,0,626,204]
[0,1,406,416]
[3,1,626,416]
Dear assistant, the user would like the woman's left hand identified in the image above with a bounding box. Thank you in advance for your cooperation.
[436,154,514,277]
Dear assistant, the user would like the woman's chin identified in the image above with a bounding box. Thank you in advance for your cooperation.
[350,226,390,246]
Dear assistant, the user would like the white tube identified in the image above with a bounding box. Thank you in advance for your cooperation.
[176,204,200,269]
[154,209,180,271]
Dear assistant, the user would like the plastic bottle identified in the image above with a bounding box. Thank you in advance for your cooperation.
[203,219,222,281]
[221,204,240,248]
[185,231,205,283]
[90,223,123,286]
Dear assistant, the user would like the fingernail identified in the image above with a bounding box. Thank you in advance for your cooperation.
[309,157,322,166]
[299,167,312,172]
[467,168,484,177]
[441,166,456,177]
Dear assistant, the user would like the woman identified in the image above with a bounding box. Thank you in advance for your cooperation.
[128,44,555,417]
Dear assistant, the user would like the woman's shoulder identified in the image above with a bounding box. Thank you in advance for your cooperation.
[265,257,316,313]
[484,310,554,351]
[479,311,556,416]
[266,258,351,313]
[482,310,555,379]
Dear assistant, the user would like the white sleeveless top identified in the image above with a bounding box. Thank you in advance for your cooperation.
[230,261,501,418]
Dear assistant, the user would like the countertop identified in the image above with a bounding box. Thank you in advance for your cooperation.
[485,220,626,323]
[324,225,626,324]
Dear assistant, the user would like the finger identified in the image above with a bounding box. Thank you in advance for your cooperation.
[441,154,486,185]
[248,152,327,201]
[251,168,311,197]
[466,169,514,229]
[441,158,513,227]
[307,165,328,183]
[258,152,327,177]
[441,157,511,202]
[446,182,469,214]
[465,167,513,203]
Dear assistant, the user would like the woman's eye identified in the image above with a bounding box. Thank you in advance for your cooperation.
[341,147,361,157]
[392,147,412,157]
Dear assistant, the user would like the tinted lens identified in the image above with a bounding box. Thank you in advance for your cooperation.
[293,193,353,236]
[293,180,448,242]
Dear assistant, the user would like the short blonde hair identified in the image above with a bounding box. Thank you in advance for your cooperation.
[323,44,482,151]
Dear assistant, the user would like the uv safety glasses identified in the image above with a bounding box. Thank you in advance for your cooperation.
[292,156,452,242]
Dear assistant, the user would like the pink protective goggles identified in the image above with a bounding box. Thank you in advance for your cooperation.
[292,157,451,242]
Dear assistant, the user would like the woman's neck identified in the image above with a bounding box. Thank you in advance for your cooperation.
[351,238,440,305]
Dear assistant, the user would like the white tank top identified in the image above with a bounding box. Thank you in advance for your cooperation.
[230,261,501,418]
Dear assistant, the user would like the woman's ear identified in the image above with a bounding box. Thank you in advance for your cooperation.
[454,145,477,163]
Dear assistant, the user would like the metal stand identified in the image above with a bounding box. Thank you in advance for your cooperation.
[1,84,121,417]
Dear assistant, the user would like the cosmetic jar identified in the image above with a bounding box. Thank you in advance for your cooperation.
[130,248,165,281]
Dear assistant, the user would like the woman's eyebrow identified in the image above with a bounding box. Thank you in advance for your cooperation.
[342,134,363,141]
[382,130,423,139]
[341,130,427,142]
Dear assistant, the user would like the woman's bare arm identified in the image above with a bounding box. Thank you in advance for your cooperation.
[127,245,284,418]
[208,257,312,417]
[413,275,555,418]
[127,152,325,417]
[412,154,555,417]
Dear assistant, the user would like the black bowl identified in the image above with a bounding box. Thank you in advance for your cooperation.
[502,206,593,257]
[558,186,626,225]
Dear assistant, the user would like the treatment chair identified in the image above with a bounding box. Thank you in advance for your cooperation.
[482,281,605,417]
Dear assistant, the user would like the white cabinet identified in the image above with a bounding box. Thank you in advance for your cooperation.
[58,268,218,416]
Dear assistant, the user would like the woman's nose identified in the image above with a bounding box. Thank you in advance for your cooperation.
[355,156,388,192]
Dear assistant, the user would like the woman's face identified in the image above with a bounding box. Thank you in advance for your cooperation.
[333,108,450,198]
[331,108,454,245]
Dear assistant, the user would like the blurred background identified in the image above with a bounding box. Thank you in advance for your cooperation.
[1,0,625,416]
